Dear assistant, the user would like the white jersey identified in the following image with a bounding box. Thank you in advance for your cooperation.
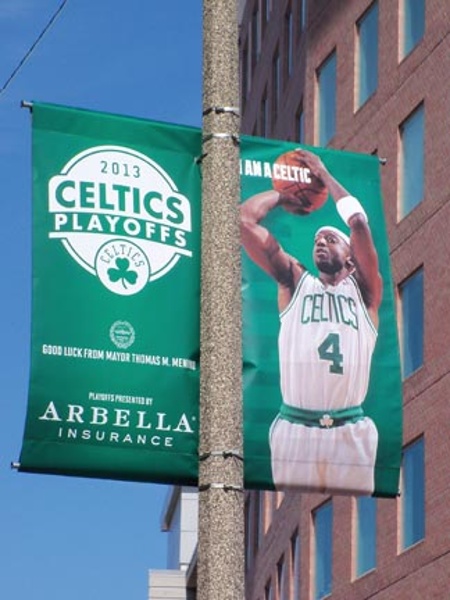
[278,271,377,412]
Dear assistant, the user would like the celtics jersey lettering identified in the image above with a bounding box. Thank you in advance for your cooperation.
[278,272,377,411]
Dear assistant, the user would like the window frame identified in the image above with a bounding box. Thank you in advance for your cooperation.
[399,0,425,59]
[272,47,281,127]
[398,268,424,378]
[355,1,379,109]
[398,103,425,219]
[353,495,377,578]
[291,529,301,599]
[316,50,337,146]
[399,436,426,551]
[312,500,333,600]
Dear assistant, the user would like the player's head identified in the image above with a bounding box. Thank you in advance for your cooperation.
[313,226,353,275]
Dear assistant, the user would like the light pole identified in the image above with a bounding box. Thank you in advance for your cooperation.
[197,1,244,599]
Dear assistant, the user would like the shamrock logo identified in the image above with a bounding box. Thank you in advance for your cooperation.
[107,258,138,289]
[96,240,150,296]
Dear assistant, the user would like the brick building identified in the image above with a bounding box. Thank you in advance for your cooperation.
[239,0,450,598]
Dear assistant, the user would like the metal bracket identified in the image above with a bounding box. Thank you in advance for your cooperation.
[199,449,243,462]
[203,106,240,118]
[202,132,240,145]
[195,152,208,164]
[198,483,244,493]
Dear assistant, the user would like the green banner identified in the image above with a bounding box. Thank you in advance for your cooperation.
[20,104,402,496]
[20,103,201,484]
[240,137,402,497]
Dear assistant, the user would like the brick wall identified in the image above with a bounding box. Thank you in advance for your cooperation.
[240,1,450,598]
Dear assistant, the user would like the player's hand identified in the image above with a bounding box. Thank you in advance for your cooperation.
[278,192,313,215]
[293,148,327,180]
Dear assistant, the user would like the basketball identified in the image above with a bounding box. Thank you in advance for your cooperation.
[272,150,328,215]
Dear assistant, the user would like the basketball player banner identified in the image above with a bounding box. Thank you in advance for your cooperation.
[240,136,402,498]
[19,103,402,496]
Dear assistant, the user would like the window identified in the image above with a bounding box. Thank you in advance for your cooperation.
[263,0,271,24]
[277,555,287,598]
[399,104,424,218]
[291,530,301,599]
[300,0,307,30]
[356,2,378,108]
[245,497,253,570]
[272,48,281,122]
[276,491,284,508]
[258,491,266,546]
[401,437,425,550]
[313,501,333,599]
[246,492,262,559]
[265,579,274,600]
[285,5,294,78]
[399,269,424,377]
[400,0,425,58]
[317,51,337,146]
[241,40,249,109]
[355,496,377,577]
[251,7,261,68]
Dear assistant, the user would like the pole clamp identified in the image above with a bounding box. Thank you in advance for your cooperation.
[203,106,240,117]
[199,483,244,493]
[199,449,243,461]
[202,132,240,145]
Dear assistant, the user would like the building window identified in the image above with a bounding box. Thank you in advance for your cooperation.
[399,269,424,378]
[355,496,377,577]
[264,578,274,600]
[317,51,337,146]
[277,555,287,598]
[291,530,301,599]
[263,0,271,24]
[241,40,249,110]
[258,491,266,546]
[313,501,333,600]
[401,437,425,550]
[400,0,425,58]
[244,497,249,569]
[272,48,281,123]
[285,4,294,78]
[300,0,307,30]
[399,104,424,218]
[251,7,261,68]
[356,2,378,108]
[276,491,284,508]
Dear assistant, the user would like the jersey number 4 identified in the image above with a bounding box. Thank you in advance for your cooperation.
[318,333,343,374]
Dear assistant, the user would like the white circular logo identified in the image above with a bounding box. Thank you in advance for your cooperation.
[48,145,193,296]
[109,321,136,349]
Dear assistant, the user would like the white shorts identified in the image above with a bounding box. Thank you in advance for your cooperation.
[269,415,378,495]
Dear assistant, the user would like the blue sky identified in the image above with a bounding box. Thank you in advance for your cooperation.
[0,2,202,598]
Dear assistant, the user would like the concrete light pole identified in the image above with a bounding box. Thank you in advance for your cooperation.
[197,1,244,599]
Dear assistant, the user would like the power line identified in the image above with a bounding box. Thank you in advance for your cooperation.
[0,0,69,97]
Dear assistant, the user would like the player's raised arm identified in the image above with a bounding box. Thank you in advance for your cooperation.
[240,190,304,294]
[297,149,382,322]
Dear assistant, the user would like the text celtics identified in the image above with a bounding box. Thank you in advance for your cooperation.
[39,401,196,448]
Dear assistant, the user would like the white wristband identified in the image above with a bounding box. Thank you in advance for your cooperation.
[336,195,368,225]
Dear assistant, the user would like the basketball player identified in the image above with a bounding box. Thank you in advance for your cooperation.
[240,148,382,494]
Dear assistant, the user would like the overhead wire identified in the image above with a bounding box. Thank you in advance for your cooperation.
[0,0,69,97]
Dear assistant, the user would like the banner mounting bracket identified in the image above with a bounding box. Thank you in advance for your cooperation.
[199,449,243,461]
